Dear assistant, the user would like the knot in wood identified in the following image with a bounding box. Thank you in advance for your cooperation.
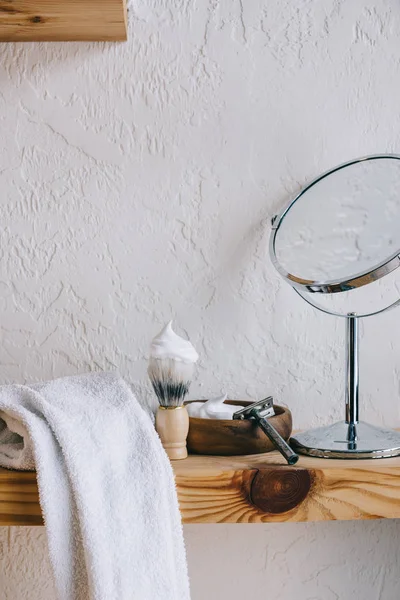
[250,469,312,514]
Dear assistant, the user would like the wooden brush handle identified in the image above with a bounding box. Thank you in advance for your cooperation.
[156,406,189,460]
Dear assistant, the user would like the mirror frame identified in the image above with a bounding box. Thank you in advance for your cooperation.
[269,154,400,294]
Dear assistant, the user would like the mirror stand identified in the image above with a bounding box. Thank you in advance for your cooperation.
[291,313,400,459]
[271,155,400,460]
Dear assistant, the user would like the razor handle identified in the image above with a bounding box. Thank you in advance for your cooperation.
[250,409,299,465]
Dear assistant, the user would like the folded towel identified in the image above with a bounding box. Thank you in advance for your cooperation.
[0,372,190,600]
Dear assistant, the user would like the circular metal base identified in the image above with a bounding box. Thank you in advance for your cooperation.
[291,421,400,459]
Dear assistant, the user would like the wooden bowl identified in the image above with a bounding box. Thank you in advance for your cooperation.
[186,400,292,456]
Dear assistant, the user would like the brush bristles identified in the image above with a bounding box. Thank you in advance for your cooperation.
[148,357,194,407]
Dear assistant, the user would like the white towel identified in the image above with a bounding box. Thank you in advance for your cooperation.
[0,372,190,600]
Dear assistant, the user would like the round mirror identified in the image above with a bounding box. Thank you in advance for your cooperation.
[271,155,400,298]
[269,155,400,459]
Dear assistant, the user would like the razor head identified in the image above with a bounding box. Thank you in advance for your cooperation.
[233,397,274,420]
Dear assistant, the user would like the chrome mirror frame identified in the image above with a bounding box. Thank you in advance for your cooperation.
[270,154,400,295]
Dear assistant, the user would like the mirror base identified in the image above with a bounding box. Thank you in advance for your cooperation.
[291,421,400,459]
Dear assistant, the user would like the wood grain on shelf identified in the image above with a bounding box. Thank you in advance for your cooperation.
[2,452,400,525]
[0,469,42,526]
[175,453,400,523]
[0,0,127,42]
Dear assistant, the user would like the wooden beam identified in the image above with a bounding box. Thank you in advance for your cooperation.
[0,0,127,42]
[3,451,400,525]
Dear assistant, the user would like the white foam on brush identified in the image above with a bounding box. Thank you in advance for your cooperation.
[150,321,199,363]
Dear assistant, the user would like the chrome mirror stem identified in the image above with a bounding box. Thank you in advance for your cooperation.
[345,314,359,442]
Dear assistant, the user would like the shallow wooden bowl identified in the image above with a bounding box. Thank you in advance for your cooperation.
[186,400,292,456]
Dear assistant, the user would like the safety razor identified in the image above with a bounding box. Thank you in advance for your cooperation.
[233,397,299,465]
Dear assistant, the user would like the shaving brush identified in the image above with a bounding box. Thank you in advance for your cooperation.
[148,321,198,460]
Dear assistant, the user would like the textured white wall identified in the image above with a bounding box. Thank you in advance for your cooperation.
[1,0,400,598]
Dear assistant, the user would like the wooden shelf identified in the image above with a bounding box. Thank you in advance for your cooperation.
[3,451,400,525]
[0,0,127,42]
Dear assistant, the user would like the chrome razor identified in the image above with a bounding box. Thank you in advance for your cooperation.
[233,397,299,465]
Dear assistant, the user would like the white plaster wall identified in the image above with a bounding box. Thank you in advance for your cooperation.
[1,0,400,598]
